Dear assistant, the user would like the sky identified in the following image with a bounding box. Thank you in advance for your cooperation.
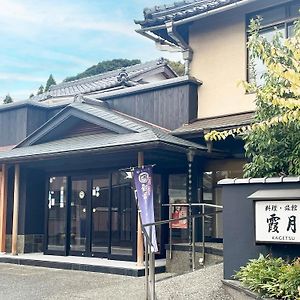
[0,0,181,101]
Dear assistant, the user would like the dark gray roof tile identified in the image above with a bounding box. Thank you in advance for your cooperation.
[173,111,255,135]
[136,0,250,27]
[31,59,175,102]
[0,101,206,162]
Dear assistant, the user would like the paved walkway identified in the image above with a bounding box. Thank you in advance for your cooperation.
[0,263,232,299]
[156,263,232,300]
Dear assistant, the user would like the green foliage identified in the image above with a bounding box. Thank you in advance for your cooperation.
[166,59,185,76]
[37,85,44,95]
[64,59,141,82]
[45,74,56,92]
[235,255,300,299]
[243,18,300,177]
[3,94,13,104]
[205,18,300,177]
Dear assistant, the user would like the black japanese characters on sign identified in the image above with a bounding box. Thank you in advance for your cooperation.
[255,200,300,244]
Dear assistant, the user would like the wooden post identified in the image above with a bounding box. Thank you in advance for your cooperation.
[0,164,7,253]
[12,164,20,256]
[137,151,144,266]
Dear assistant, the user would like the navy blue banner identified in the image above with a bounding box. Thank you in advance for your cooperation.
[133,166,158,252]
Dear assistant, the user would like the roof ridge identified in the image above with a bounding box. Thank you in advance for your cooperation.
[111,109,170,132]
[136,0,246,26]
[143,0,208,17]
[49,59,166,91]
[70,102,149,133]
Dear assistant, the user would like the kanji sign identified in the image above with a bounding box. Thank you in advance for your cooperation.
[255,200,300,244]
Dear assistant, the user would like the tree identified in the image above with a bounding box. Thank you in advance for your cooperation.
[45,74,56,91]
[205,18,300,177]
[37,85,44,95]
[29,93,34,99]
[3,94,13,104]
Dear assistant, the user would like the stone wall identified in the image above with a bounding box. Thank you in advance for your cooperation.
[5,234,44,254]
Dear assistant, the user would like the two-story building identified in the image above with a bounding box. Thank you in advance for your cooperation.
[0,0,298,269]
[136,0,300,242]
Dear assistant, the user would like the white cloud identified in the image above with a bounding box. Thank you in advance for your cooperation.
[0,72,45,82]
[0,0,137,39]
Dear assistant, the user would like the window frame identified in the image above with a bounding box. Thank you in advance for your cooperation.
[246,1,300,83]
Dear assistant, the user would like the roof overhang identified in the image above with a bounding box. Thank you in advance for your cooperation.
[0,140,219,165]
[135,0,258,48]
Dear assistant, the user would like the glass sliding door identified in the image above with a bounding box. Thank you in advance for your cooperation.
[46,176,67,254]
[70,178,88,255]
[91,175,110,256]
[45,171,137,260]
[110,171,135,259]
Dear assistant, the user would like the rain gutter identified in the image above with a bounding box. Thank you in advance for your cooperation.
[136,0,258,74]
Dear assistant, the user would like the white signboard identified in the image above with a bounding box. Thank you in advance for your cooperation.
[255,200,300,244]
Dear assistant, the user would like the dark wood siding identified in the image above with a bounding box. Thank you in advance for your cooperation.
[26,107,48,136]
[106,82,198,130]
[0,106,50,147]
[57,119,112,140]
[0,107,28,146]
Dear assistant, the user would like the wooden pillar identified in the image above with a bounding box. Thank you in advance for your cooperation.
[137,151,144,266]
[0,164,7,253]
[12,164,20,256]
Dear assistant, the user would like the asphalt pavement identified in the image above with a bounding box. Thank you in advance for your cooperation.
[0,263,232,300]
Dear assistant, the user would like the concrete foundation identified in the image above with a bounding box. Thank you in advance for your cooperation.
[5,234,43,254]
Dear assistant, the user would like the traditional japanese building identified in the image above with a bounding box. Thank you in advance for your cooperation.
[0,0,298,268]
[0,60,216,263]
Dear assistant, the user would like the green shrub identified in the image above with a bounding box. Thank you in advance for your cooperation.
[235,254,300,299]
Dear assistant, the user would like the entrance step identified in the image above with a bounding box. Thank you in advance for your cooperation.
[0,253,165,277]
[165,242,223,274]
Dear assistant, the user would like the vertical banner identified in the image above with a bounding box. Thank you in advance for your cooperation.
[133,166,158,252]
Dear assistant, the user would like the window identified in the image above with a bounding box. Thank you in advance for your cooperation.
[247,1,300,85]
[201,169,243,240]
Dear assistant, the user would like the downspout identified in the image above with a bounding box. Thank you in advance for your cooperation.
[136,0,258,74]
[165,21,193,75]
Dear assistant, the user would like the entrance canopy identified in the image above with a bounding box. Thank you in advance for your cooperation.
[0,97,208,163]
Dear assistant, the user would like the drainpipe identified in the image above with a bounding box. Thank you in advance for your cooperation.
[136,0,259,74]
[165,21,193,75]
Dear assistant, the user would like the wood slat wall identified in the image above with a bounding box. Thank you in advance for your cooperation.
[58,120,112,139]
[106,83,198,130]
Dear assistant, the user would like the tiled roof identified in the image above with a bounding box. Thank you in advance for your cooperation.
[136,0,248,27]
[173,111,255,135]
[0,130,205,162]
[0,101,207,162]
[32,59,176,102]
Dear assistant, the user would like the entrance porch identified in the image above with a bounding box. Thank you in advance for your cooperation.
[0,252,166,277]
[0,99,221,266]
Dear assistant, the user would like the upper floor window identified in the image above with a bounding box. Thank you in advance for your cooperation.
[247,1,300,85]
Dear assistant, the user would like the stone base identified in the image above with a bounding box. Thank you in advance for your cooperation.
[222,280,275,300]
[5,234,44,254]
[166,249,223,274]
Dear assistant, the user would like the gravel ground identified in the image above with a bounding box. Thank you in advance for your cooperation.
[0,262,232,300]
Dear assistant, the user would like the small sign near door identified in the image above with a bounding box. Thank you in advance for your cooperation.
[171,206,188,229]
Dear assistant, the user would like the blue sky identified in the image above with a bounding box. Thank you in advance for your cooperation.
[0,0,181,101]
